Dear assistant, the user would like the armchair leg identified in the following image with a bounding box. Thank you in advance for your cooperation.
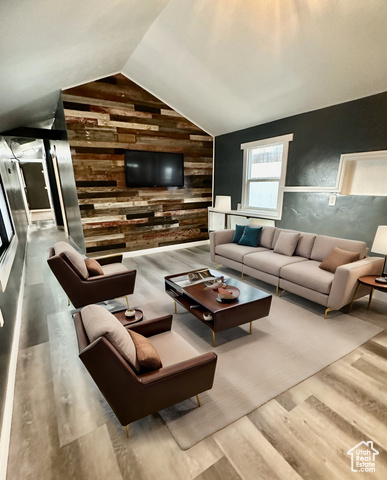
[212,331,216,347]
[126,424,129,439]
[196,395,201,407]
[67,297,70,306]
[174,302,177,314]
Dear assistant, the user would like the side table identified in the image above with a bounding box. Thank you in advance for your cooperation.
[349,275,387,312]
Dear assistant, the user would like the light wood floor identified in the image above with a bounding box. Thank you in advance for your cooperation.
[6,223,387,479]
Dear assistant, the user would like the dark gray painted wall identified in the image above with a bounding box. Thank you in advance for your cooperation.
[214,91,387,250]
[0,138,28,438]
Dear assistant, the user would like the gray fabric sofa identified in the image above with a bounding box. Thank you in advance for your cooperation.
[210,227,384,317]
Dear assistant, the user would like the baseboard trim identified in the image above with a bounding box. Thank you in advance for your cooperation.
[0,240,27,480]
[123,239,209,258]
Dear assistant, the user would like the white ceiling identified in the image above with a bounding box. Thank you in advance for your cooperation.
[1,0,387,136]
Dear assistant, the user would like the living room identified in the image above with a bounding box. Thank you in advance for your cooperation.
[1,2,387,479]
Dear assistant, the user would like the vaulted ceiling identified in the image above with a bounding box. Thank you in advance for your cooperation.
[1,0,387,136]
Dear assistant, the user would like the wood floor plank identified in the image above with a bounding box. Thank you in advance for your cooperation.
[214,416,302,480]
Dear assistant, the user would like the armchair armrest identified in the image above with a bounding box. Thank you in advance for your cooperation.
[139,352,217,385]
[210,229,235,261]
[86,268,136,281]
[328,256,384,310]
[127,315,173,337]
[93,254,123,266]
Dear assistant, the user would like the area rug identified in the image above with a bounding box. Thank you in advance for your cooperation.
[159,295,382,450]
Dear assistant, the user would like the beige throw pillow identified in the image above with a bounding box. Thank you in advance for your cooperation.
[319,247,360,273]
[129,330,162,371]
[85,258,104,277]
[274,232,300,256]
[55,241,89,279]
[81,304,140,372]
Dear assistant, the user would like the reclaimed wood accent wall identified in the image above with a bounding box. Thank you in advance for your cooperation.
[62,74,213,254]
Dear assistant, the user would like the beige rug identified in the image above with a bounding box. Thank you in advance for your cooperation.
[159,296,382,450]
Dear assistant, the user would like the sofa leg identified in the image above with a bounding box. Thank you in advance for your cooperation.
[279,289,286,297]
[241,272,244,280]
[215,264,222,270]
[324,308,335,319]
[276,286,279,296]
[196,395,201,407]
[126,424,129,439]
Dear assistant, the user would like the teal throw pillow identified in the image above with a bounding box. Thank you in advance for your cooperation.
[238,226,262,247]
[232,224,246,243]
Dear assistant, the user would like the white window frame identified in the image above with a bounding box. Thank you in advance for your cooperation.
[240,133,293,220]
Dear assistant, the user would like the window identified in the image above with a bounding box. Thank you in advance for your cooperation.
[0,177,14,259]
[241,134,293,219]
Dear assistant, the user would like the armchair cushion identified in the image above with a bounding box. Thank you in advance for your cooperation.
[81,305,140,372]
[148,331,201,368]
[85,258,104,277]
[129,330,162,371]
[55,241,89,279]
[101,263,129,275]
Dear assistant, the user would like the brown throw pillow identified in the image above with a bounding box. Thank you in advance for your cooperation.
[85,258,104,277]
[319,247,360,273]
[128,330,162,371]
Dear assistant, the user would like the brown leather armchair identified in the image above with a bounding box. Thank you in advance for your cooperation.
[73,311,217,436]
[48,246,136,308]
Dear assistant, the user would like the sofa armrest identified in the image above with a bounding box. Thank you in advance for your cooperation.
[93,254,123,266]
[210,229,235,261]
[328,256,384,310]
[126,315,173,337]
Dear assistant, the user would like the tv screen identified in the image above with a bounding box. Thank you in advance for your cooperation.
[124,150,184,188]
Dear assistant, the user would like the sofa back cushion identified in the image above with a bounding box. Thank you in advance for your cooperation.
[81,304,140,372]
[310,235,367,262]
[259,226,276,248]
[55,241,89,279]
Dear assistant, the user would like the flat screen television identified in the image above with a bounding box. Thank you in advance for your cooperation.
[124,150,184,188]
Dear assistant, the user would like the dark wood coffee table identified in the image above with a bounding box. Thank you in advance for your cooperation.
[165,269,272,346]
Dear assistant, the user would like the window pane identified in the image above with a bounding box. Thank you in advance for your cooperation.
[249,144,283,179]
[248,181,279,210]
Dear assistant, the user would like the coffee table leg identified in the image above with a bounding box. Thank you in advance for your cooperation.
[212,331,215,347]
[368,287,375,310]
[250,321,252,334]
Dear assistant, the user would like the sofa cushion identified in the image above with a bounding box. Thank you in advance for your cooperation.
[259,226,276,249]
[310,235,367,261]
[128,330,162,371]
[295,232,316,258]
[280,260,334,295]
[319,247,360,273]
[243,250,308,276]
[216,243,267,263]
[148,331,200,368]
[238,226,262,247]
[81,304,140,372]
[232,224,246,243]
[55,241,89,279]
[274,232,300,256]
[85,258,104,277]
[101,263,128,275]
